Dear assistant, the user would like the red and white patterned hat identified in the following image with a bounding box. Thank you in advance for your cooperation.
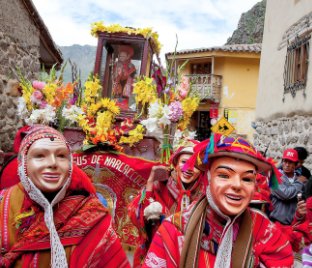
[169,139,199,166]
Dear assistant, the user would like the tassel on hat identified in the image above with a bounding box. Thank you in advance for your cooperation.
[183,133,222,172]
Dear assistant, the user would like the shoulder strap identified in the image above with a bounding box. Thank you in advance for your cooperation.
[179,195,208,268]
[179,197,254,268]
[232,209,254,268]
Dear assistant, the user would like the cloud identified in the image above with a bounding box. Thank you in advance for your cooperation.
[32,0,261,57]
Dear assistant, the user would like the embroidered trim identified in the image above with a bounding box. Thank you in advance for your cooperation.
[1,188,13,254]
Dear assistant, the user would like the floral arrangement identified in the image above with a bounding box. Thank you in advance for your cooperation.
[90,21,162,55]
[17,66,76,126]
[67,75,145,151]
[133,65,200,163]
[17,67,144,152]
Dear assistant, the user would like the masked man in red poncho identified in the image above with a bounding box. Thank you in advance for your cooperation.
[128,140,206,267]
[0,125,130,268]
[143,135,294,268]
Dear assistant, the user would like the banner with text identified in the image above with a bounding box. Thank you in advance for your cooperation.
[73,151,159,247]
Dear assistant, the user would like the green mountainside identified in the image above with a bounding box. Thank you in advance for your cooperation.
[59,44,96,83]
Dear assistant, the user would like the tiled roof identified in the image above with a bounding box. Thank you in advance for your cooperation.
[166,43,261,56]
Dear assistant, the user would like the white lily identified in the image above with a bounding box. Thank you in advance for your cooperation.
[141,117,159,133]
[158,105,171,126]
[62,105,84,124]
[25,105,56,125]
[148,101,161,118]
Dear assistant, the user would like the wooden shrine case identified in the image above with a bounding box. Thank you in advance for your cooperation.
[94,31,154,113]
[92,31,159,160]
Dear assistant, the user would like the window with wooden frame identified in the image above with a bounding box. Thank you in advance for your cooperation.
[283,34,310,98]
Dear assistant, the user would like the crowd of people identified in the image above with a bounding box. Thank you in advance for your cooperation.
[1,125,312,267]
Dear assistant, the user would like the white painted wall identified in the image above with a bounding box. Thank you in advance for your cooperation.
[256,0,312,120]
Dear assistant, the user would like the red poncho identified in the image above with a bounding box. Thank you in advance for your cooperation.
[142,202,294,267]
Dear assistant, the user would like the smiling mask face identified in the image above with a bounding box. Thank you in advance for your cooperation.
[209,156,256,216]
[26,138,70,193]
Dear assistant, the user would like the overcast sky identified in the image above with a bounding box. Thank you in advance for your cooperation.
[32,0,261,58]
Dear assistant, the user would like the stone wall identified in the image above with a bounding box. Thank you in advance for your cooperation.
[253,114,312,170]
[0,0,41,151]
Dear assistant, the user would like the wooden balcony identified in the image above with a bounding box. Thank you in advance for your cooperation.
[186,74,222,103]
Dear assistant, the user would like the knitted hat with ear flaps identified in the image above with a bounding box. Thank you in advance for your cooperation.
[186,134,281,190]
[18,125,72,268]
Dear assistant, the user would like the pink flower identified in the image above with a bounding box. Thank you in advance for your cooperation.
[168,101,183,122]
[32,81,46,90]
[179,89,188,99]
[30,90,44,105]
[178,76,190,99]
[33,90,43,100]
[39,100,48,109]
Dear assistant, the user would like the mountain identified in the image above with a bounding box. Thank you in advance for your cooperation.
[59,44,96,83]
[59,1,266,82]
[226,0,266,45]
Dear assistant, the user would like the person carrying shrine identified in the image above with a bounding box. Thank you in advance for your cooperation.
[128,140,206,267]
[0,125,130,267]
[142,135,294,268]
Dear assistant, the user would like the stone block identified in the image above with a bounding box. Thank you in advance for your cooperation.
[286,135,298,144]
[0,53,9,65]
[256,126,263,134]
[297,122,303,133]
[283,124,290,134]
[304,120,310,130]
[8,44,16,56]
[0,120,5,128]
[270,127,278,135]
[7,108,16,119]
[307,146,312,156]
[0,39,9,50]
[279,136,286,146]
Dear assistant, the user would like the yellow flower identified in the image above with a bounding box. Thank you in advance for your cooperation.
[181,97,200,118]
[90,21,106,36]
[175,96,200,131]
[90,21,162,54]
[43,83,57,105]
[96,111,113,130]
[133,77,157,107]
[100,98,120,115]
[119,124,145,146]
[84,76,102,104]
[20,83,34,110]
[87,103,99,116]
